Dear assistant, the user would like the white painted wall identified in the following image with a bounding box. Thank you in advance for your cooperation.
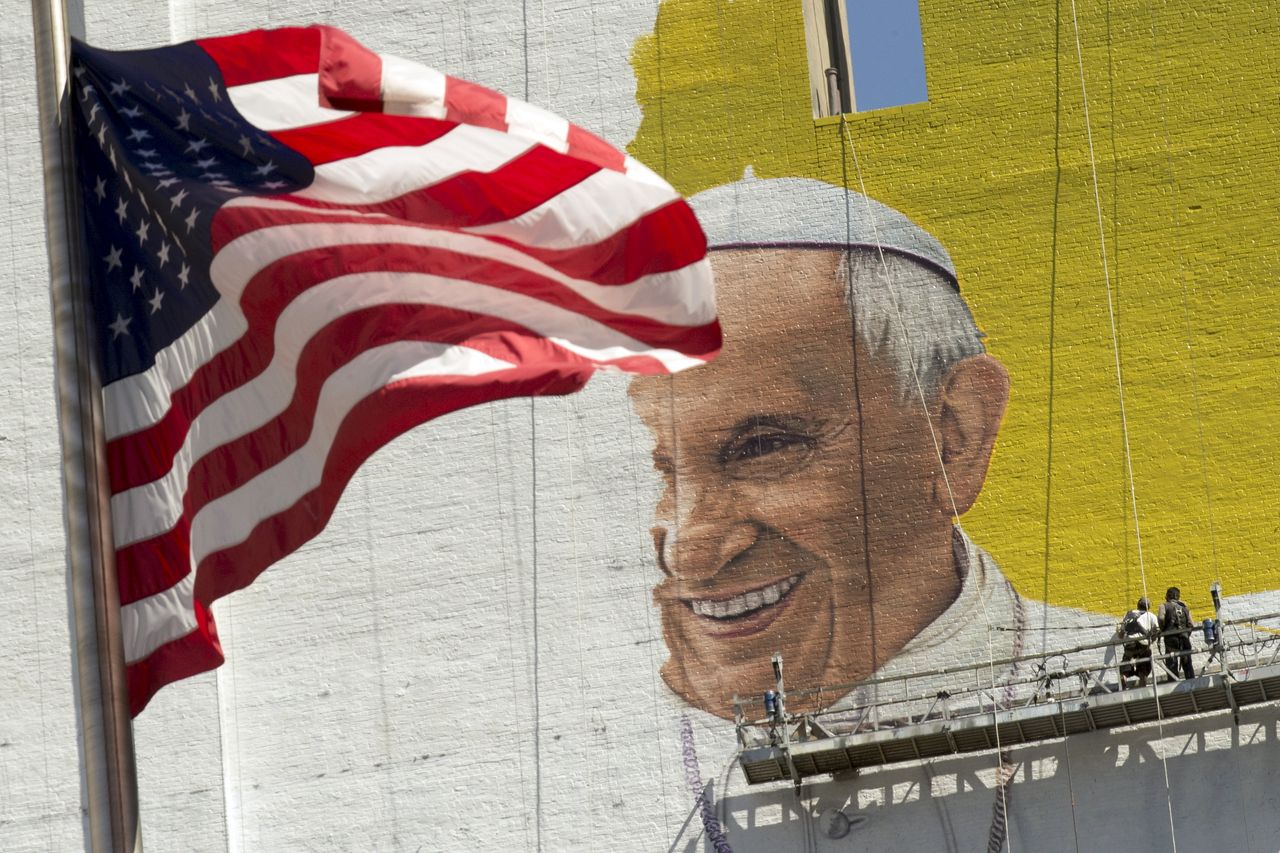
[4,3,1280,852]
[1,9,84,852]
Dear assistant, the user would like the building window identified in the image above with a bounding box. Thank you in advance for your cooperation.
[803,0,929,117]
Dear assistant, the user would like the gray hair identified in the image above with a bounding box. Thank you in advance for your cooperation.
[837,248,986,400]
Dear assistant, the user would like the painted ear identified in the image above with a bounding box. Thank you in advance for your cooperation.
[933,354,1009,516]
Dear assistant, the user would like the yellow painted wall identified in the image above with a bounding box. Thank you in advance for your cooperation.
[630,0,1280,617]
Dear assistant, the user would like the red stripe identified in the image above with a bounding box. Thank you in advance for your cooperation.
[191,364,589,606]
[444,76,508,132]
[270,113,459,166]
[566,124,626,172]
[210,211,715,348]
[112,307,648,604]
[196,27,320,88]
[117,519,191,606]
[498,199,707,285]
[125,600,223,716]
[317,25,383,111]
[112,285,689,518]
[110,302,547,511]
[263,143,600,233]
[179,308,576,511]
[108,235,715,494]
[215,198,708,286]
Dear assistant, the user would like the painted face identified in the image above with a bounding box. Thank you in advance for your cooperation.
[629,248,962,717]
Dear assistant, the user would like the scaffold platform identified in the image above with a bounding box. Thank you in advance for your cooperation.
[735,614,1280,787]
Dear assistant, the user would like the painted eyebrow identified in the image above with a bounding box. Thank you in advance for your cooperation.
[720,414,821,438]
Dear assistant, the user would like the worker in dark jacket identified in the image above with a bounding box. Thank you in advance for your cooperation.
[1158,586,1195,679]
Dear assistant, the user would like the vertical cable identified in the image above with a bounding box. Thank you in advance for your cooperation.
[489,401,535,849]
[1066,1,1178,847]
[530,395,543,853]
[519,5,544,848]
[839,118,1016,852]
[1040,0,1064,661]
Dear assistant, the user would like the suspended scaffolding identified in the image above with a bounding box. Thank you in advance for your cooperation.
[734,611,1280,788]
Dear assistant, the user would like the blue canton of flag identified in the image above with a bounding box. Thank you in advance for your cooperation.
[72,40,311,384]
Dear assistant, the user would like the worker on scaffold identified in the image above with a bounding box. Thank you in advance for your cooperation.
[1158,586,1195,679]
[1117,597,1159,688]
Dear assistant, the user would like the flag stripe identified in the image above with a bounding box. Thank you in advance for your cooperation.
[294,143,603,229]
[122,353,592,664]
[196,27,321,87]
[111,272,700,551]
[566,124,626,172]
[103,215,713,443]
[380,55,447,118]
[216,199,711,288]
[117,339,519,611]
[504,98,570,150]
[443,76,508,132]
[191,365,588,603]
[125,601,223,716]
[123,571,199,663]
[107,237,717,493]
[228,73,353,131]
[290,124,536,202]
[270,113,460,166]
[316,25,383,111]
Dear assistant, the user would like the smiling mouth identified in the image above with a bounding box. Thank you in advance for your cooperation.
[687,574,802,620]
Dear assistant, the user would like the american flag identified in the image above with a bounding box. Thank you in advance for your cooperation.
[70,25,718,716]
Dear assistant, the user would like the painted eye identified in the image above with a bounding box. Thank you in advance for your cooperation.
[725,431,809,460]
[719,429,817,477]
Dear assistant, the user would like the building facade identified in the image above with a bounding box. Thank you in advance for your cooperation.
[4,1,1280,850]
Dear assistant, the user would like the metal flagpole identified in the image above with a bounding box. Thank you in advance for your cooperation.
[30,0,143,850]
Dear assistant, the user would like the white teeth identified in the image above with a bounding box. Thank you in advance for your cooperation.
[690,575,800,620]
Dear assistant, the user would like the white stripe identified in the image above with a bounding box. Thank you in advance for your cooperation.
[122,573,195,664]
[110,268,701,547]
[504,98,570,152]
[463,167,680,250]
[227,73,351,131]
[379,54,447,118]
[214,213,715,326]
[102,217,712,440]
[295,124,536,205]
[119,341,511,664]
[184,342,514,566]
[103,306,241,439]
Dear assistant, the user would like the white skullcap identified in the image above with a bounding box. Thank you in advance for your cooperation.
[689,170,957,288]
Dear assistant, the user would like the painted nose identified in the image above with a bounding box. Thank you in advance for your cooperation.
[652,513,760,583]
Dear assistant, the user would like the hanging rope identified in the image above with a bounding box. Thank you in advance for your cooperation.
[838,117,1017,853]
[517,3,549,847]
[359,465,403,841]
[1066,1,1178,848]
[489,401,535,850]
[1040,0,1066,663]
[1058,697,1085,853]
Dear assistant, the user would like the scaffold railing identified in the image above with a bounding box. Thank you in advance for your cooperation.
[733,611,1280,787]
